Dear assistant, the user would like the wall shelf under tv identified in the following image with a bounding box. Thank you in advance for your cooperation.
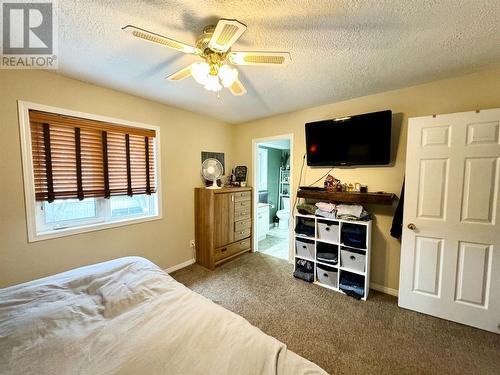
[297,189,396,205]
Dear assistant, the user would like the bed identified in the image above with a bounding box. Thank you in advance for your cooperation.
[0,256,327,374]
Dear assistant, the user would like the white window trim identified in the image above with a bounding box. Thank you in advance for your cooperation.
[18,100,163,242]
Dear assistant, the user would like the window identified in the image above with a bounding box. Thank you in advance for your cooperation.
[19,102,161,241]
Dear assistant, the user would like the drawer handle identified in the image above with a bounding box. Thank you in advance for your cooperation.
[323,273,328,278]
[302,245,307,249]
[350,255,356,260]
[240,241,247,246]
[325,227,330,232]
[221,248,227,252]
[240,231,245,234]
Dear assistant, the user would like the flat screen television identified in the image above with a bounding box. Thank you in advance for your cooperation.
[305,110,392,166]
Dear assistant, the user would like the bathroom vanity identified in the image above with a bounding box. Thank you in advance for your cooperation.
[257,203,270,241]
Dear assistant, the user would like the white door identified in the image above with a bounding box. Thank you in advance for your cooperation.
[399,108,500,333]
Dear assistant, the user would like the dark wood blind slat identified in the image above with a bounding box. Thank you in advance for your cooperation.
[102,131,110,198]
[30,110,156,202]
[42,123,55,203]
[145,136,151,195]
[74,127,84,201]
[29,110,155,137]
[125,134,132,197]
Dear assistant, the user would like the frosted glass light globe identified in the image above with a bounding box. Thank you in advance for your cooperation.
[218,65,238,87]
[204,74,222,92]
[191,62,210,85]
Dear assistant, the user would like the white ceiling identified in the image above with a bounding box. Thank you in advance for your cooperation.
[56,0,500,123]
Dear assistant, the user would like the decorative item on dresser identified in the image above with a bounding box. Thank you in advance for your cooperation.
[195,187,253,270]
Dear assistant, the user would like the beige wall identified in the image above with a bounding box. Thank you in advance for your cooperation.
[233,66,500,291]
[0,70,234,288]
[2,67,500,291]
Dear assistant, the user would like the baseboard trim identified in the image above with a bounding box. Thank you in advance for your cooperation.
[370,282,399,297]
[164,260,399,297]
[165,258,196,273]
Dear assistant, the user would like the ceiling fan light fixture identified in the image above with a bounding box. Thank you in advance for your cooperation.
[218,64,238,88]
[126,18,290,98]
[191,62,210,85]
[204,74,222,92]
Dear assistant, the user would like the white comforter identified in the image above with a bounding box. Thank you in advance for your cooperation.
[0,257,327,375]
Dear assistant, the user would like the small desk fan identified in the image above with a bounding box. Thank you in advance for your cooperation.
[202,158,223,189]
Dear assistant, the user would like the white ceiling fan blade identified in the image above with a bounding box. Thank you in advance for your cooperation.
[228,79,247,96]
[122,25,201,55]
[228,51,291,66]
[208,19,247,53]
[166,63,195,81]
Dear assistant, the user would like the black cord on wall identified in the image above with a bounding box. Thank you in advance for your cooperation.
[307,167,334,187]
[291,153,307,220]
[292,154,334,219]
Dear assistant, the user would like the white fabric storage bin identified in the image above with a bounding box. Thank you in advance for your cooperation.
[295,238,315,260]
[340,248,366,273]
[316,265,338,288]
[317,221,339,243]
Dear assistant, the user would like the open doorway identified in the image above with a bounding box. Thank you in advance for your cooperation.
[252,135,293,261]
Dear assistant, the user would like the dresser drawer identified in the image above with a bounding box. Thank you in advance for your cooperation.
[214,238,251,261]
[234,208,251,221]
[234,191,251,202]
[235,218,252,232]
[234,199,251,210]
[234,228,251,241]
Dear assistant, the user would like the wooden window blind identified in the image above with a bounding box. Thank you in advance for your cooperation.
[29,110,156,202]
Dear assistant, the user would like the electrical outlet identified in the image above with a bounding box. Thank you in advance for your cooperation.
[189,240,195,249]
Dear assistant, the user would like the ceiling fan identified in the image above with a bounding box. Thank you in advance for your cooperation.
[123,19,291,96]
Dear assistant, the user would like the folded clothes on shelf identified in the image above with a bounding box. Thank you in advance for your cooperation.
[315,208,336,219]
[315,202,336,212]
[297,203,317,215]
[316,252,338,265]
[295,217,315,237]
[335,204,372,221]
[336,204,363,218]
[297,201,371,221]
[337,210,371,221]
[339,272,365,299]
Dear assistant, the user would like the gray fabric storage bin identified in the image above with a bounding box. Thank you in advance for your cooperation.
[317,221,339,243]
[295,238,315,259]
[316,264,338,288]
[340,248,366,273]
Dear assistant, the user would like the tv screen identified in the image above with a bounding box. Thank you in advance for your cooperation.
[305,110,392,166]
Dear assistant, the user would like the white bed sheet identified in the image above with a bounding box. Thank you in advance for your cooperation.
[0,256,327,375]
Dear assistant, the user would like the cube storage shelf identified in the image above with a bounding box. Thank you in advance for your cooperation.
[294,213,372,300]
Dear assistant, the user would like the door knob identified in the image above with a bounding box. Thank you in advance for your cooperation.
[407,223,417,230]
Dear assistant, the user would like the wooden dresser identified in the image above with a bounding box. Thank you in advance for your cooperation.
[195,187,253,270]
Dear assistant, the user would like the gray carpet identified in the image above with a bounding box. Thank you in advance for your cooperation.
[171,252,500,375]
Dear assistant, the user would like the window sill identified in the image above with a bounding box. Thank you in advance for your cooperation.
[29,214,162,242]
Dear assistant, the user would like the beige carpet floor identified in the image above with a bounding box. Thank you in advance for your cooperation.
[171,252,500,375]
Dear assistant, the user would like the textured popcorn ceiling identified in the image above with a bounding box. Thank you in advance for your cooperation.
[57,0,500,123]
